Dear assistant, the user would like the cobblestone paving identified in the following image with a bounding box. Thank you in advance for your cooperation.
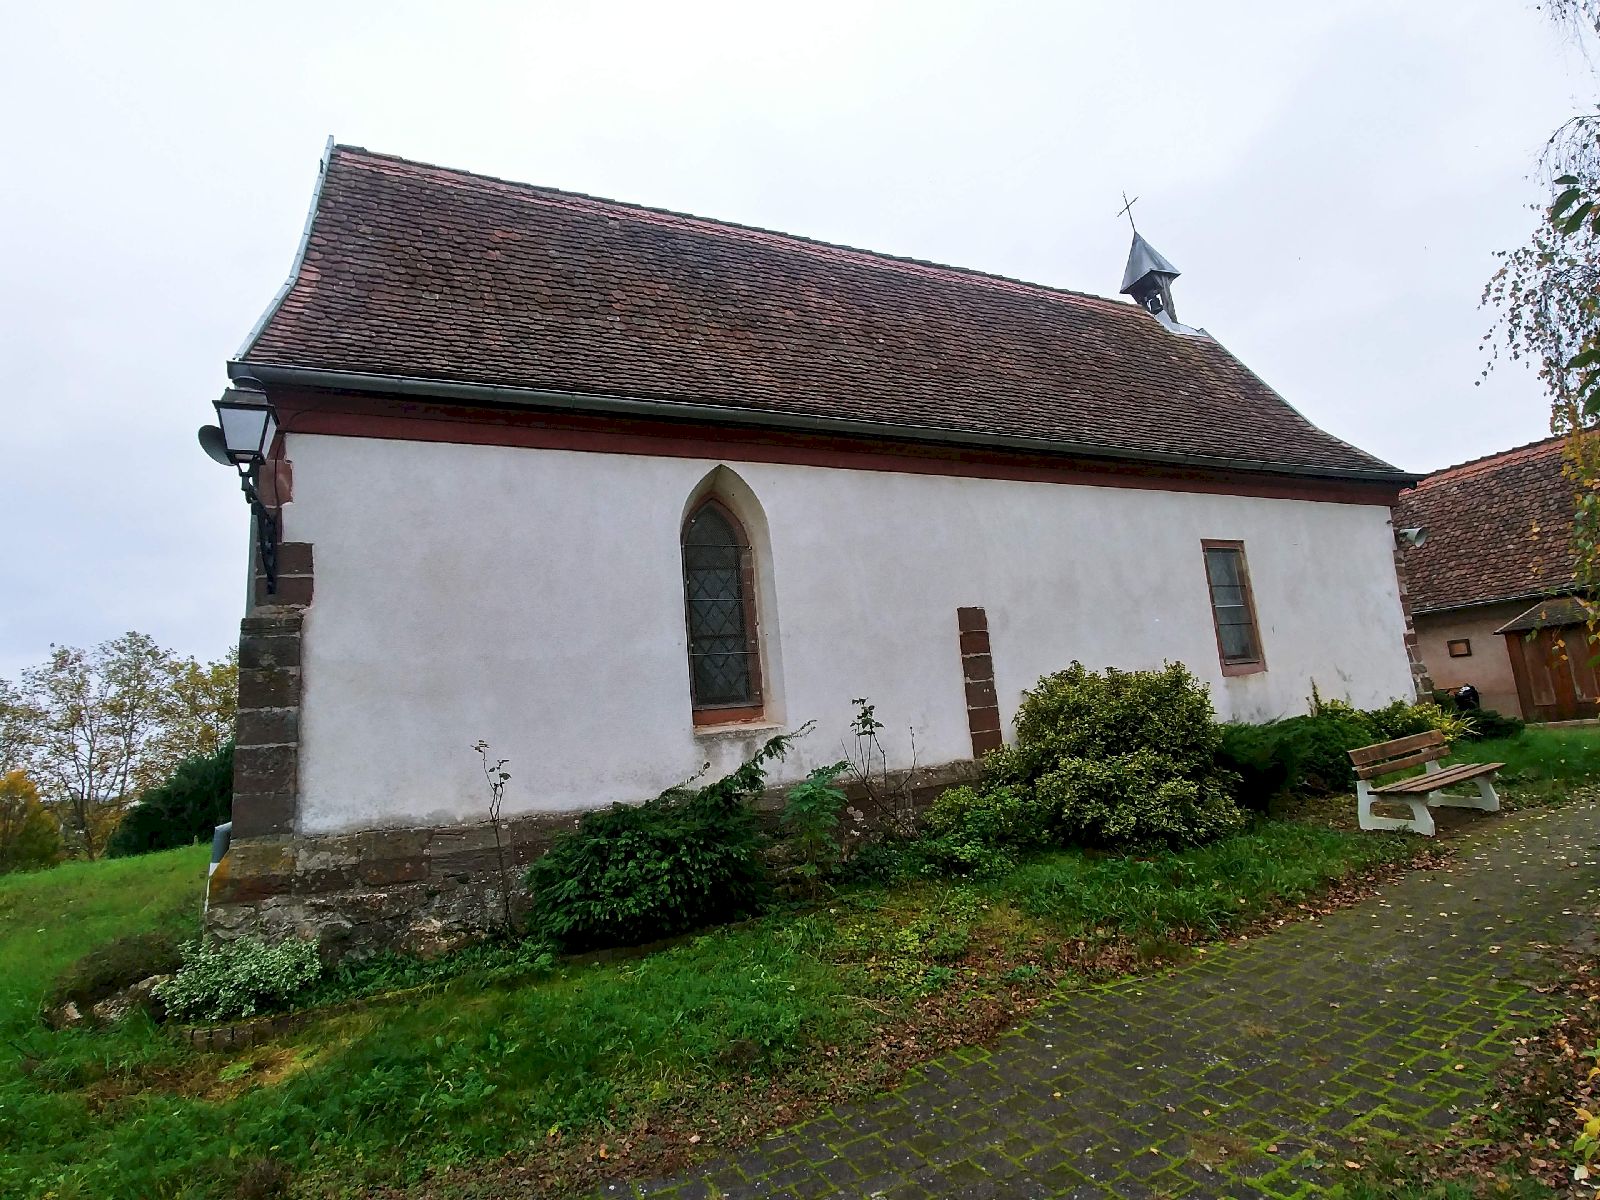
[592,803,1600,1199]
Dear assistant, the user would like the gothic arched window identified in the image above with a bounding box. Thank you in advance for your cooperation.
[682,499,763,721]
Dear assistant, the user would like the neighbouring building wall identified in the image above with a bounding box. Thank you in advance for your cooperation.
[1413,600,1531,718]
[278,434,1416,837]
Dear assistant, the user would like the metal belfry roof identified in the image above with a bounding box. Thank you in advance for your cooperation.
[1121,232,1181,294]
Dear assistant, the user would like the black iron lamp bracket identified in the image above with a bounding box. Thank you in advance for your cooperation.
[239,467,278,596]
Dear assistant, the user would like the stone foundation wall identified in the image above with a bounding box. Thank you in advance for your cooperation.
[206,759,979,959]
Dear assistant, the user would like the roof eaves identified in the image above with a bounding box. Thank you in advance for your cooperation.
[1412,587,1574,617]
[234,136,334,361]
[1198,331,1405,476]
[230,360,1421,486]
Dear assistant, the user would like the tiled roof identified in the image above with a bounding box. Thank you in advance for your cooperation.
[1394,435,1578,612]
[241,145,1403,479]
[1496,595,1597,634]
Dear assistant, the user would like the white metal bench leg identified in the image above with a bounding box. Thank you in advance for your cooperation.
[1356,779,1435,836]
[1429,775,1501,813]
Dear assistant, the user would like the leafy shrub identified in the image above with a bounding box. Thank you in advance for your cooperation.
[154,936,323,1022]
[526,731,800,951]
[1464,708,1527,741]
[108,742,233,858]
[1216,695,1477,798]
[49,930,183,1010]
[780,763,849,896]
[1324,695,1472,744]
[924,783,1055,849]
[0,770,61,873]
[833,837,914,884]
[1214,723,1293,813]
[987,662,1246,851]
[989,661,1224,788]
[906,830,1019,878]
[1036,749,1246,848]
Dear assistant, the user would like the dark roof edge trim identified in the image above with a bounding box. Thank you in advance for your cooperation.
[234,136,334,360]
[228,360,1421,487]
[1412,588,1573,617]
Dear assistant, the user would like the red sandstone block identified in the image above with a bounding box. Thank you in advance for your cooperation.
[970,727,1004,754]
[959,629,991,656]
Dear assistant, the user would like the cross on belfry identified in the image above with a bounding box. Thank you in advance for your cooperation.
[1118,191,1139,233]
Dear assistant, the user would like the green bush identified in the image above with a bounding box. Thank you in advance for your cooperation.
[1464,709,1527,741]
[1036,749,1246,848]
[49,930,184,1010]
[0,770,61,873]
[905,831,1019,878]
[154,936,323,1022]
[108,741,233,858]
[1214,722,1292,813]
[1216,696,1476,798]
[924,783,1054,849]
[929,662,1246,856]
[526,731,800,951]
[780,763,849,896]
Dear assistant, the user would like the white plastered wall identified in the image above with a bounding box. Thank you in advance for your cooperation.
[280,434,1416,834]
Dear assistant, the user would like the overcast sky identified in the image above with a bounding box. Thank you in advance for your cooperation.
[0,1,1591,679]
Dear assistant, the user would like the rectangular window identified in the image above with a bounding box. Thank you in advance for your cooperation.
[1447,638,1472,658]
[1202,541,1265,675]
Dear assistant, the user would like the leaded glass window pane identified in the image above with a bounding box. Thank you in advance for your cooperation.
[684,504,757,707]
[1204,546,1262,665]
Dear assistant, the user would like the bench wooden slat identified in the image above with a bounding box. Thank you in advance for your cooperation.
[1372,761,1505,795]
[1348,729,1446,768]
[1354,746,1451,780]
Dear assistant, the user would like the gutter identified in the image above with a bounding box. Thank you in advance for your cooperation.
[1413,588,1577,619]
[226,360,1421,487]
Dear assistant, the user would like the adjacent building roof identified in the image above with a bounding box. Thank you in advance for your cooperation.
[1495,594,1596,634]
[1394,435,1578,613]
[239,144,1406,481]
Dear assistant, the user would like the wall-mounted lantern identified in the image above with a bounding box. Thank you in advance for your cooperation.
[198,377,280,595]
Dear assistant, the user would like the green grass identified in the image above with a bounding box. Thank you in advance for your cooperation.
[995,820,1414,941]
[0,844,207,1038]
[1452,726,1600,800]
[10,745,1586,1200]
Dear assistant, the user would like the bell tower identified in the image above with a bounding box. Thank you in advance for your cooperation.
[1120,232,1182,322]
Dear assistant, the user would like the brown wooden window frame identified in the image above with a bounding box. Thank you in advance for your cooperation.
[1447,638,1472,658]
[1201,539,1267,677]
[682,497,766,726]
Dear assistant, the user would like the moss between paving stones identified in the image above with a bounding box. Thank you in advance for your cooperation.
[595,803,1599,1199]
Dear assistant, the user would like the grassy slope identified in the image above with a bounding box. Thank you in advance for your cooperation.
[0,845,207,1037]
[0,829,1423,1198]
[1,729,1565,1199]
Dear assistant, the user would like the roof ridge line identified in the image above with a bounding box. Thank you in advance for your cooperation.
[330,143,1139,318]
[1416,431,1567,483]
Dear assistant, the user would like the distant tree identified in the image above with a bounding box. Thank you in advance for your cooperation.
[1,635,239,860]
[11,634,172,859]
[0,771,62,874]
[109,741,234,858]
[0,679,36,777]
[135,649,238,795]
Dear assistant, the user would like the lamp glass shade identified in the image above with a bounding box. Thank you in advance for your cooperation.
[214,390,276,465]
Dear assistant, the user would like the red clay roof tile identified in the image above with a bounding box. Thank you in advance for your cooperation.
[242,145,1403,478]
[1394,435,1578,612]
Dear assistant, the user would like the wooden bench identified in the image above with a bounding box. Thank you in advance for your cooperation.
[1348,730,1504,836]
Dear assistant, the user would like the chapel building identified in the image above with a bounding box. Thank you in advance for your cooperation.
[207,143,1423,951]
